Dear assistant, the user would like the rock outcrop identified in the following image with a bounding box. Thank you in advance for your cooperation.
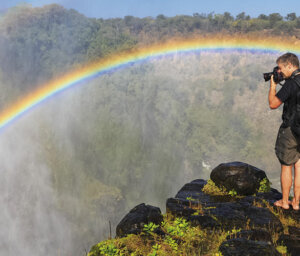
[164,161,300,255]
[99,161,300,255]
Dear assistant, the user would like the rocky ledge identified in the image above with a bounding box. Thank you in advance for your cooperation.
[89,161,300,256]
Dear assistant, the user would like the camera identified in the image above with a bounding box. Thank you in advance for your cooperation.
[263,66,284,83]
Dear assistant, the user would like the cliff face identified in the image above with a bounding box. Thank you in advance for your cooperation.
[89,162,300,256]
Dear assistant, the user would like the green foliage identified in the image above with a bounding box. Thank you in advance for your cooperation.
[89,241,120,256]
[88,214,248,255]
[186,196,196,201]
[202,179,228,196]
[1,4,300,98]
[258,178,271,193]
[143,222,159,234]
[99,243,120,256]
[276,245,288,254]
[165,217,190,237]
[203,180,244,198]
[228,189,238,196]
[164,236,178,251]
[148,244,161,256]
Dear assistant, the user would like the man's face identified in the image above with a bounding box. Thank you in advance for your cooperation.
[277,62,294,78]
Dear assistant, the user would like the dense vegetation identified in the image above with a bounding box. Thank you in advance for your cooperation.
[0,4,295,255]
[1,4,300,100]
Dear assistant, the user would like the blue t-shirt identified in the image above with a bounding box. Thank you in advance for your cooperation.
[276,76,300,128]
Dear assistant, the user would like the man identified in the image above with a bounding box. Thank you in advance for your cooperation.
[269,52,300,210]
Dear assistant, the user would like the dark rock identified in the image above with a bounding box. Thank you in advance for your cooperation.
[116,203,163,237]
[187,215,221,229]
[244,206,283,233]
[167,179,284,233]
[202,202,248,230]
[289,226,300,236]
[167,196,248,230]
[211,162,267,196]
[277,234,300,256]
[226,229,273,244]
[277,226,300,256]
[175,179,207,199]
[256,188,282,202]
[166,197,197,217]
[219,238,280,256]
[237,189,281,209]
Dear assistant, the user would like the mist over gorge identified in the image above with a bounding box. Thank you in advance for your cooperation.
[0,4,294,255]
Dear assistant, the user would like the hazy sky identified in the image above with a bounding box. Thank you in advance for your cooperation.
[1,0,300,19]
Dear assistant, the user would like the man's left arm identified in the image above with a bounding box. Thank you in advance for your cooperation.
[269,75,283,109]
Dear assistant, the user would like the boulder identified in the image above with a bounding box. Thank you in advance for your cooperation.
[210,162,268,196]
[116,203,163,237]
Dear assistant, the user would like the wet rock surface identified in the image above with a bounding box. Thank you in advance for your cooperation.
[210,162,267,196]
[116,203,163,237]
[219,238,280,256]
[277,226,300,256]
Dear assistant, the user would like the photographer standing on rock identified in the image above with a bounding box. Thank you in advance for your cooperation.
[269,52,300,210]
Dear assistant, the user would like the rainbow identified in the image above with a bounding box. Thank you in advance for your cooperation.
[1,34,300,131]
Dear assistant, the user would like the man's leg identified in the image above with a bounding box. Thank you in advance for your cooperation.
[293,159,300,210]
[275,164,292,209]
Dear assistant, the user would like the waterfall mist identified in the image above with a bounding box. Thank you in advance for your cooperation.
[0,51,284,255]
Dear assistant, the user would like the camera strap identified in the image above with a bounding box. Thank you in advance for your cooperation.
[291,69,300,79]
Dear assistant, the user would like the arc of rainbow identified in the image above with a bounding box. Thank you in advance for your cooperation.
[1,35,300,131]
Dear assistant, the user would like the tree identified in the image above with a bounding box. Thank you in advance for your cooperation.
[269,13,283,26]
[258,14,268,20]
[236,12,246,20]
[286,12,297,21]
[223,12,234,22]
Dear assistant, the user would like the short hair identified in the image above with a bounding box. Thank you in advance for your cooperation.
[276,52,299,68]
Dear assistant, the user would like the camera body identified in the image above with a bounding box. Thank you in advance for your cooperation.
[263,66,284,83]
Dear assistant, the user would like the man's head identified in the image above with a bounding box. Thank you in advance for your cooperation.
[276,52,300,79]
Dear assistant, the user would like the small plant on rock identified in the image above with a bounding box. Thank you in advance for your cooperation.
[257,178,271,193]
[203,179,243,198]
[276,245,288,254]
[143,222,160,234]
[165,217,190,237]
[99,243,119,256]
[148,244,161,256]
[202,179,228,196]
[164,235,178,252]
[228,189,238,196]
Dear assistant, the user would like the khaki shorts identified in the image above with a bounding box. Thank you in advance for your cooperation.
[275,126,300,165]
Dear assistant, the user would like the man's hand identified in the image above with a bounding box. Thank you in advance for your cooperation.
[269,75,282,109]
[270,75,277,88]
